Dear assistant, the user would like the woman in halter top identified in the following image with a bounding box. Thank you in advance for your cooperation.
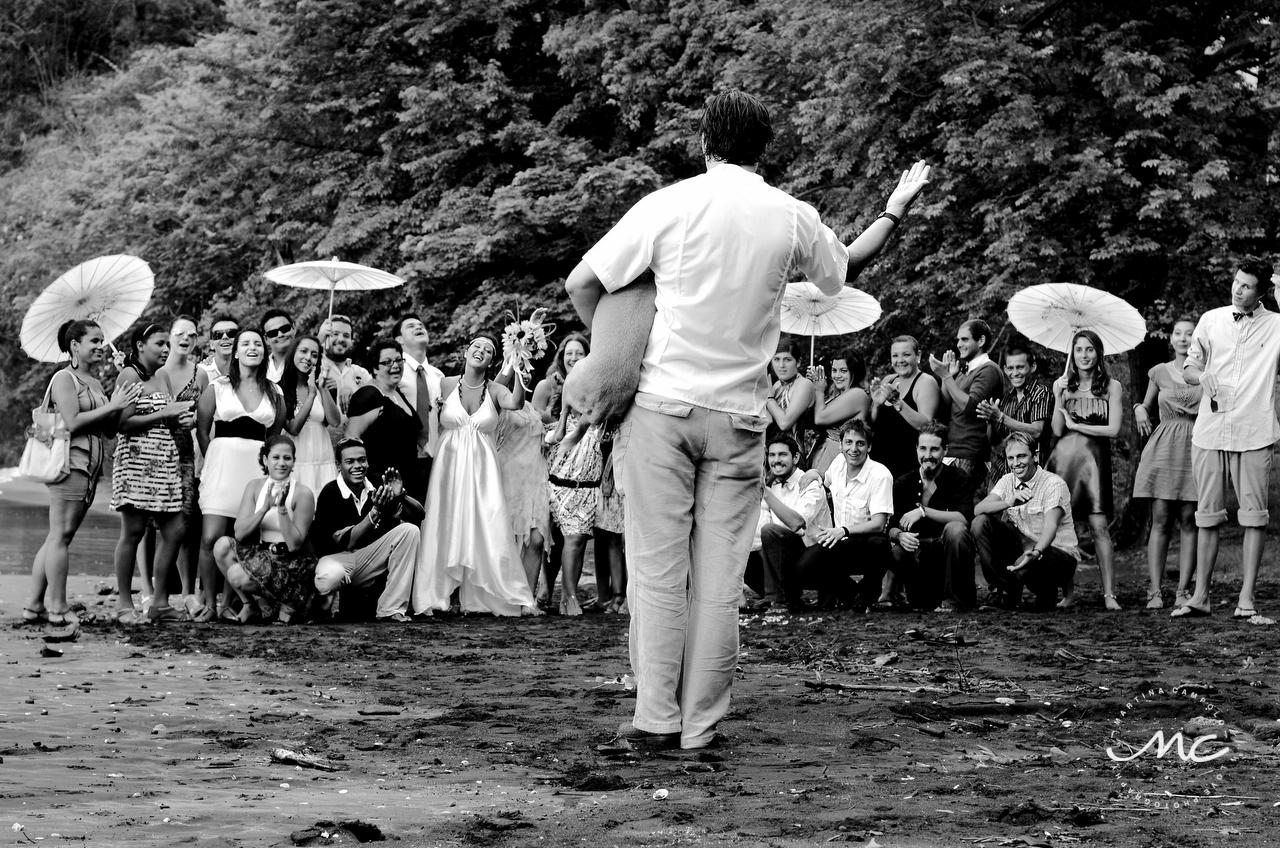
[1048,329,1124,610]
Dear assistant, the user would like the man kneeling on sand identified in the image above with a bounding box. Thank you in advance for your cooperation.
[973,432,1079,610]
[744,434,831,611]
[312,439,423,622]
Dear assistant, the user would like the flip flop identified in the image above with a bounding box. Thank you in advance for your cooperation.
[20,608,49,626]
[1233,607,1258,619]
[46,609,80,627]
[1170,604,1211,618]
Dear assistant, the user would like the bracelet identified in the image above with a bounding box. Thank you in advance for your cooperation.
[878,211,901,227]
[843,526,851,539]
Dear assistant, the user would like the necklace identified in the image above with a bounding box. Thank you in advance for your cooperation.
[461,377,485,390]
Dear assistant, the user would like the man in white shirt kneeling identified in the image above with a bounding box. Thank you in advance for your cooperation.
[795,420,894,611]
[745,434,831,612]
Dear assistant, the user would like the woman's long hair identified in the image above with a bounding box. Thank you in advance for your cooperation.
[1065,329,1111,397]
[548,332,590,417]
[279,334,322,415]
[830,348,867,400]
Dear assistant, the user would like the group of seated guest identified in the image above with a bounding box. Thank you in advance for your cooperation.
[741,421,1079,613]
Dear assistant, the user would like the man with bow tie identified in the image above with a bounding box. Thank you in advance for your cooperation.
[1173,257,1280,620]
[972,431,1079,610]
[928,319,1004,489]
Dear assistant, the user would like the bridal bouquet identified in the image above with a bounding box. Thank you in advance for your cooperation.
[502,307,554,390]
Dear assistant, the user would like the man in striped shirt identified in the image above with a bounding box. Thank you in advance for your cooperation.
[978,346,1051,490]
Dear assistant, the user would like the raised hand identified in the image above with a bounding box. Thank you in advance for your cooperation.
[884,160,932,216]
[109,381,143,410]
[807,365,827,394]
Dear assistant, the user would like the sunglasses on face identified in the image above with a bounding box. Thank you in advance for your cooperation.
[264,323,293,339]
[211,329,238,340]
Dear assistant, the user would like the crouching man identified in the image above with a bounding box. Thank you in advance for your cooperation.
[973,432,1079,609]
[312,438,423,622]
[745,434,831,611]
[889,422,975,612]
[796,420,893,610]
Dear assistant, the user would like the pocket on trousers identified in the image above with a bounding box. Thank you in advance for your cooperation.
[634,393,694,418]
[728,412,769,433]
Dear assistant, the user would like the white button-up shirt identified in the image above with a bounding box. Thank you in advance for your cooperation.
[1185,304,1280,452]
[583,163,849,415]
[824,457,894,531]
[399,351,444,457]
[752,468,832,550]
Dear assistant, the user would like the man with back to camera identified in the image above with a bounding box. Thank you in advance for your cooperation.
[973,431,1079,610]
[565,90,930,749]
[929,319,1004,487]
[1173,257,1280,621]
[887,422,975,612]
[262,308,296,383]
[318,314,372,446]
[744,434,831,612]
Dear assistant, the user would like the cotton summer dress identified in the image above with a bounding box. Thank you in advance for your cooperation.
[111,390,185,513]
[293,394,338,496]
[1047,393,1113,520]
[199,377,279,518]
[412,384,535,616]
[768,377,816,468]
[548,411,602,536]
[494,401,552,549]
[171,370,202,515]
[1133,362,1201,502]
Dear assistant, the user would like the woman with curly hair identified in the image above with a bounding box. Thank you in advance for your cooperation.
[279,334,341,495]
[1048,329,1124,610]
[212,434,317,623]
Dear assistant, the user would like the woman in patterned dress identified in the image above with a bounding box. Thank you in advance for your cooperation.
[111,323,198,623]
[593,429,627,613]
[213,434,317,623]
[545,333,603,616]
[160,315,209,614]
[1133,317,1201,609]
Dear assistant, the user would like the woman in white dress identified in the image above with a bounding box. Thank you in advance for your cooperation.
[194,329,285,620]
[411,335,537,616]
[279,334,340,495]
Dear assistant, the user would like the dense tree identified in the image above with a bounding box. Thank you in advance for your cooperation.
[1,0,1276,490]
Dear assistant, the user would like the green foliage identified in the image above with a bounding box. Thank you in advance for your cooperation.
[0,0,1276,462]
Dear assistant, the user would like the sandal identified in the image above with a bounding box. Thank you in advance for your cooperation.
[1145,589,1163,610]
[46,609,80,627]
[21,607,49,626]
[147,605,191,623]
[115,608,142,625]
[192,605,216,623]
[219,606,242,624]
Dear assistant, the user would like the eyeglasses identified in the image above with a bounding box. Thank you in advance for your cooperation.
[211,329,237,340]
[263,323,293,339]
[378,357,404,368]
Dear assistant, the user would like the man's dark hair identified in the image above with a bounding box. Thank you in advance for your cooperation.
[1239,256,1275,293]
[1004,345,1035,367]
[916,420,949,449]
[838,418,873,446]
[392,314,422,341]
[261,308,292,330]
[766,433,801,458]
[334,437,366,463]
[700,90,774,166]
[960,319,992,351]
[209,314,238,330]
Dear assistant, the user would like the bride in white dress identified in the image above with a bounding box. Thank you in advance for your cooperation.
[411,335,539,616]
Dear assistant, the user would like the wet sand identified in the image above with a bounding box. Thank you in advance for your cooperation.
[3,559,1278,847]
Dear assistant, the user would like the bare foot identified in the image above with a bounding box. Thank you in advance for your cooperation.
[520,605,544,617]
[1056,594,1076,609]
[563,594,583,617]
[1145,590,1163,609]
[1104,594,1123,611]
